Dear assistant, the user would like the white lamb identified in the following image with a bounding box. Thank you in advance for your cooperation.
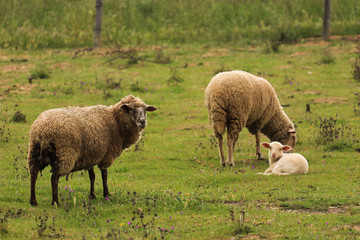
[259,141,308,175]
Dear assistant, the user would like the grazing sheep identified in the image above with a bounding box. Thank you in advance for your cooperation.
[28,94,157,206]
[260,141,308,175]
[205,70,296,167]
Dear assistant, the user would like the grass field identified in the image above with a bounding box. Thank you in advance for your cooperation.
[1,36,360,239]
[1,0,359,49]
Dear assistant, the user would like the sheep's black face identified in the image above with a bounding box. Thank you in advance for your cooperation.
[121,104,157,129]
[133,107,147,129]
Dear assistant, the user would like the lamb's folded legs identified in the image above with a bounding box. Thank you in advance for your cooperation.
[88,167,96,199]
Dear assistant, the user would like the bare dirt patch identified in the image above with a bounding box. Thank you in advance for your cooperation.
[313,97,348,104]
[303,90,322,95]
[50,62,72,70]
[0,64,34,73]
[166,124,210,132]
[1,83,36,99]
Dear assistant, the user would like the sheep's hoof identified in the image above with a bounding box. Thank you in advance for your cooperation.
[89,194,97,200]
[229,163,235,167]
[30,200,38,206]
[222,163,226,167]
[104,193,111,198]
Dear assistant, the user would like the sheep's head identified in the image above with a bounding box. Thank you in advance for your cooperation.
[119,95,157,129]
[261,141,292,163]
[276,128,297,151]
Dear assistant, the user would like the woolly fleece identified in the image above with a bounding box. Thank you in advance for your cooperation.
[28,95,149,176]
[205,70,296,165]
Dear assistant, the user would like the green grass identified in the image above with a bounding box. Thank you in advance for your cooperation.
[0,0,359,49]
[1,37,360,239]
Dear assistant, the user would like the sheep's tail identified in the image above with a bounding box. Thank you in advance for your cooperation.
[28,141,54,174]
[28,140,56,206]
[205,94,227,136]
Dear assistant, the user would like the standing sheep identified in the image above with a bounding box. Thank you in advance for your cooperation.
[205,70,296,167]
[259,141,308,175]
[28,94,157,206]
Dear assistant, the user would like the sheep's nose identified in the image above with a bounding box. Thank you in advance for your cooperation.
[272,153,276,158]
[139,119,146,127]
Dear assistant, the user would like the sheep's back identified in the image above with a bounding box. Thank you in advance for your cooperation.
[205,70,279,128]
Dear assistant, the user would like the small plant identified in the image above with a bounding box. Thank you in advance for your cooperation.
[130,81,146,92]
[213,63,230,75]
[12,144,28,178]
[351,51,360,81]
[154,49,171,64]
[35,211,64,238]
[0,209,26,235]
[354,92,360,116]
[60,186,75,212]
[134,132,145,152]
[108,78,122,90]
[10,111,26,123]
[103,227,122,239]
[29,63,51,79]
[0,122,10,144]
[126,191,160,239]
[311,115,359,151]
[0,105,10,143]
[229,208,252,236]
[320,48,335,64]
[167,67,183,85]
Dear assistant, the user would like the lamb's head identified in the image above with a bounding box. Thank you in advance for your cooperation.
[119,95,157,129]
[261,141,292,163]
[276,128,297,150]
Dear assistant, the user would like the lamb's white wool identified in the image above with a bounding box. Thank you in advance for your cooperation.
[205,70,296,167]
[260,141,308,175]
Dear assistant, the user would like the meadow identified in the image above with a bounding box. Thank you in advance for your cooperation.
[0,0,359,49]
[1,35,360,239]
[1,0,360,239]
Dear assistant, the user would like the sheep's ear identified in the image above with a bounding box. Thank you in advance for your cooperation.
[288,128,296,134]
[146,105,157,112]
[120,104,132,113]
[261,142,270,148]
[282,145,292,151]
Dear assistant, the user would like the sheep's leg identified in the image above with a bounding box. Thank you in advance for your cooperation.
[255,131,264,160]
[227,134,235,167]
[101,169,111,197]
[51,172,60,206]
[30,165,39,206]
[88,168,96,199]
[216,134,226,167]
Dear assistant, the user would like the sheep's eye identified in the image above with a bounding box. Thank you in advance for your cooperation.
[269,147,272,150]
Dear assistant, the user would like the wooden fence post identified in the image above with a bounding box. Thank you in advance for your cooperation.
[322,0,331,41]
[94,0,103,48]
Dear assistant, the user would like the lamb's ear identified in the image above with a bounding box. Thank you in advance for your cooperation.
[120,104,132,113]
[261,142,270,149]
[145,105,157,112]
[282,145,292,151]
